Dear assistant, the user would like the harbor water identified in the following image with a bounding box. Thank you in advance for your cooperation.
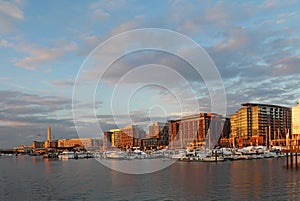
[1,155,300,200]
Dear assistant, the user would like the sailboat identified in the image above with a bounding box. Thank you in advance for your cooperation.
[202,126,224,162]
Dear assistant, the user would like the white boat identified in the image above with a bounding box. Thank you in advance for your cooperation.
[58,151,75,159]
[202,156,225,162]
[132,149,148,159]
[74,151,87,159]
[234,152,252,160]
[265,150,280,158]
[105,151,128,159]
[171,149,187,159]
[91,151,103,159]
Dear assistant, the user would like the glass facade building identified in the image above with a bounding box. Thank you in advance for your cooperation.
[230,103,291,146]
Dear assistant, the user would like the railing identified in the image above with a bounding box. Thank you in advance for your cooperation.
[281,139,300,153]
[282,147,300,153]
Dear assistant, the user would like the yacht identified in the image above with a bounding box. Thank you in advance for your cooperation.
[171,149,187,160]
[74,151,87,159]
[202,155,225,162]
[105,151,128,159]
[58,151,75,159]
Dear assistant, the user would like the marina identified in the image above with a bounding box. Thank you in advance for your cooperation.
[0,145,286,163]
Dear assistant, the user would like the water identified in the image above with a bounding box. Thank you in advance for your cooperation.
[1,155,300,201]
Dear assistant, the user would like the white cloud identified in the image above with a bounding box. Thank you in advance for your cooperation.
[14,41,78,70]
[90,0,126,12]
[0,39,12,47]
[213,27,250,51]
[0,0,25,33]
[264,0,277,8]
[276,19,285,24]
[0,0,24,20]
[89,0,130,21]
[110,16,143,35]
[92,8,110,20]
[82,34,101,46]
[51,79,74,87]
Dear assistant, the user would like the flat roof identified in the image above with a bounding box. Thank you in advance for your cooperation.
[241,102,290,109]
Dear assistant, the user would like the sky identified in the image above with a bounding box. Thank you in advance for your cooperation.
[0,0,300,148]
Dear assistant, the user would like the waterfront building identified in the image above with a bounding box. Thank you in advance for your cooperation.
[103,131,113,150]
[122,125,146,139]
[121,125,146,148]
[103,128,136,150]
[120,131,134,149]
[168,113,226,149]
[32,141,44,149]
[141,137,158,149]
[218,117,231,147]
[91,138,103,148]
[148,122,169,148]
[103,129,127,150]
[49,140,58,148]
[292,99,300,138]
[110,129,122,147]
[230,103,291,147]
[29,126,103,151]
[103,126,148,150]
[58,138,93,148]
[168,119,180,148]
[149,122,167,138]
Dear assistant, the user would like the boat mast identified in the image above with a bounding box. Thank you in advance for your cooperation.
[268,125,271,149]
[208,128,211,150]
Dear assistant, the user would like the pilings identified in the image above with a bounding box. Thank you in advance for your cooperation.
[285,152,298,168]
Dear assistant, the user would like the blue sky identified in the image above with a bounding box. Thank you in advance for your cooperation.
[0,0,300,147]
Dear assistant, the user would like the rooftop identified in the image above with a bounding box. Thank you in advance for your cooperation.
[241,103,290,109]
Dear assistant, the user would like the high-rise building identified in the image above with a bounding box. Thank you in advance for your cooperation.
[292,99,300,138]
[230,103,291,147]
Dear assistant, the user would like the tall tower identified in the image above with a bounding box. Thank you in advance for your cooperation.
[47,126,51,141]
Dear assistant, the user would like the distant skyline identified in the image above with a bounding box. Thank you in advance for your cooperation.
[1,0,300,148]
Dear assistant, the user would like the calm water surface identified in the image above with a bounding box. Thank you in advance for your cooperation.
[1,155,300,201]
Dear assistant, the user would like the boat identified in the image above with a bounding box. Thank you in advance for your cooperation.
[233,151,252,160]
[131,149,148,159]
[58,151,75,159]
[43,153,58,158]
[74,151,87,159]
[171,149,187,160]
[202,156,225,162]
[105,151,128,159]
[263,150,279,158]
